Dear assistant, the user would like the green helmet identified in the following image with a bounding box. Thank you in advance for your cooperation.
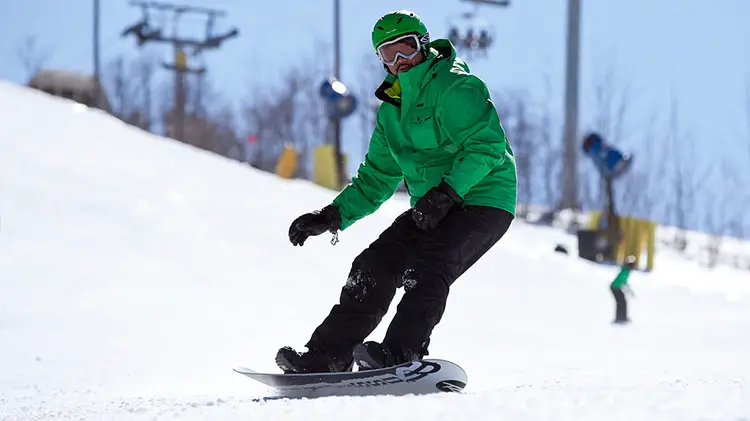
[371,10,430,51]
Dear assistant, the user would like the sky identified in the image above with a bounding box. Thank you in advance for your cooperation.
[1,0,750,224]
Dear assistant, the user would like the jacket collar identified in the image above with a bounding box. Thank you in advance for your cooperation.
[374,73,401,107]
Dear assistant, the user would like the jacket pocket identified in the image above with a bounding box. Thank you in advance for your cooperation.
[407,106,439,150]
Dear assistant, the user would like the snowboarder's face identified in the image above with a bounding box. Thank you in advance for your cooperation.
[386,51,424,75]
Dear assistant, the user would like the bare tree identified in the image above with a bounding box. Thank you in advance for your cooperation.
[536,74,562,215]
[132,52,158,132]
[355,54,386,163]
[581,57,634,214]
[668,95,689,251]
[701,155,740,268]
[642,113,669,221]
[104,53,158,132]
[747,67,750,167]
[213,105,244,161]
[153,68,241,158]
[16,35,52,80]
[664,91,711,253]
[612,109,663,221]
[693,58,750,269]
[103,51,243,159]
[242,42,330,177]
[698,74,750,267]
[105,56,139,123]
[494,89,536,219]
[741,68,750,240]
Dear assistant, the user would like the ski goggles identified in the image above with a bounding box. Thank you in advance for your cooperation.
[376,33,424,66]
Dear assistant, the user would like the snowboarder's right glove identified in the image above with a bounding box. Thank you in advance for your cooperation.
[412,180,463,231]
[288,205,342,246]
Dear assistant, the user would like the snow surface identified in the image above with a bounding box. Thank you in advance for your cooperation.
[1,81,748,420]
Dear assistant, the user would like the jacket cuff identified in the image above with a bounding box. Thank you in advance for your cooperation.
[438,180,463,204]
[321,204,342,231]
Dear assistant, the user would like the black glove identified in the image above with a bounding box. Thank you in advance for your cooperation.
[289,205,342,246]
[412,180,463,231]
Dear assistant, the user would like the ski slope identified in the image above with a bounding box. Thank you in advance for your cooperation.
[1,81,748,420]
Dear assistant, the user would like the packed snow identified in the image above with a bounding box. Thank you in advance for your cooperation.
[0,81,748,420]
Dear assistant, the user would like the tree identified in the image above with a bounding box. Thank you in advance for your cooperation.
[536,74,562,214]
[701,154,741,268]
[104,52,158,131]
[581,58,634,213]
[664,91,710,253]
[133,52,158,132]
[242,42,330,177]
[16,35,52,80]
[494,89,537,219]
[106,56,139,124]
[157,68,242,159]
[354,54,386,163]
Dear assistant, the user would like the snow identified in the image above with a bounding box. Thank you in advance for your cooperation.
[1,81,748,420]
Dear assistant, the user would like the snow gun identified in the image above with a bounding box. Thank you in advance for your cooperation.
[581,132,633,180]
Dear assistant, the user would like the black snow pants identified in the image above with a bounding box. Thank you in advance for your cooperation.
[610,286,629,322]
[304,205,514,361]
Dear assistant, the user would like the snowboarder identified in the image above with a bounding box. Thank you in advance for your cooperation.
[610,255,635,324]
[276,9,518,373]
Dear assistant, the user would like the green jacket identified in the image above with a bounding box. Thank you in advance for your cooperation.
[610,266,631,289]
[331,39,517,230]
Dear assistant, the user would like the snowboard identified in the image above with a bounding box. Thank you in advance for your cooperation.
[234,359,467,399]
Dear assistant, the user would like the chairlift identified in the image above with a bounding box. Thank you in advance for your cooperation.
[445,10,495,58]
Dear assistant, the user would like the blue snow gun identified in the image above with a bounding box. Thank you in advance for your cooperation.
[582,132,633,180]
[319,77,358,119]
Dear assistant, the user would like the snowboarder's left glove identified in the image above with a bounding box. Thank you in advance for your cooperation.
[289,205,342,246]
[412,180,463,231]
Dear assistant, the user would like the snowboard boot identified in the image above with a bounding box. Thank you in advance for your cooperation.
[612,317,631,325]
[275,346,353,374]
[352,341,423,371]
